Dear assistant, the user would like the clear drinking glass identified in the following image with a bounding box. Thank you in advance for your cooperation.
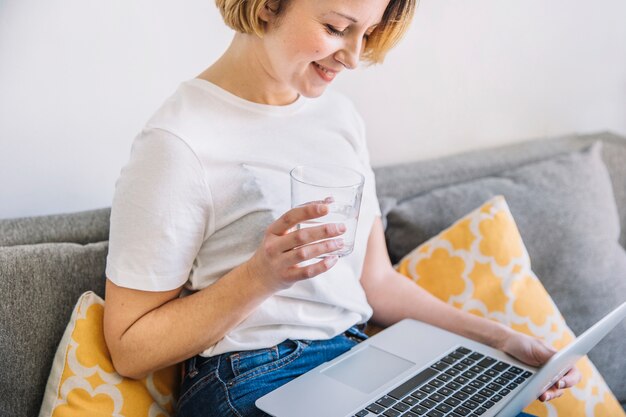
[290,164,364,258]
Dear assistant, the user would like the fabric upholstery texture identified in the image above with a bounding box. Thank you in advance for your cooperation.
[384,143,626,402]
[375,131,626,249]
[395,195,625,416]
[0,208,111,247]
[0,242,108,417]
[38,291,178,417]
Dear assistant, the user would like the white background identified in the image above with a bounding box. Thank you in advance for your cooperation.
[1,0,625,219]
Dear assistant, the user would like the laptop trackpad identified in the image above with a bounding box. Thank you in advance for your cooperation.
[321,345,415,394]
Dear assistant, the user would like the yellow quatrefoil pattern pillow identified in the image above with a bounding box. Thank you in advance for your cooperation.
[395,196,625,417]
[39,291,179,417]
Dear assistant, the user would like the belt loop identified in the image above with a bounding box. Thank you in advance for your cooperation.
[345,324,368,342]
[187,355,199,379]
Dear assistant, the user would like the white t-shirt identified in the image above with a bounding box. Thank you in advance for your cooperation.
[106,78,381,356]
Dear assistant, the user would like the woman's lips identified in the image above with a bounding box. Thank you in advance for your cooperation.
[312,61,337,82]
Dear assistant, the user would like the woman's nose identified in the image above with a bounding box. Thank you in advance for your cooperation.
[334,37,363,70]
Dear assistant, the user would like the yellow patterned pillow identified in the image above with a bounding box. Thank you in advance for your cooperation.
[395,195,625,417]
[39,291,179,417]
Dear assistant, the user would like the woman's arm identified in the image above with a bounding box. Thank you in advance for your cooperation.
[360,217,580,401]
[104,202,344,379]
[360,218,511,347]
[103,263,272,380]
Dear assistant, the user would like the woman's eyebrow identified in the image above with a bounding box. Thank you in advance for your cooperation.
[329,10,358,23]
[326,11,380,28]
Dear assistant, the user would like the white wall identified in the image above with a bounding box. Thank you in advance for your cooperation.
[1,0,625,219]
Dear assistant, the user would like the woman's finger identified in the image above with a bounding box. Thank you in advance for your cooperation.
[284,255,339,281]
[268,203,329,236]
[550,389,564,400]
[538,389,551,402]
[276,222,345,253]
[303,196,334,205]
[558,366,582,388]
[539,366,581,401]
[285,238,344,265]
[539,387,562,402]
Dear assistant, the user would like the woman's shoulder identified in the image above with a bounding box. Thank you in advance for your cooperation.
[140,79,235,142]
[148,79,216,118]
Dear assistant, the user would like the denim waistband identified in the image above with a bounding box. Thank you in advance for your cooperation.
[344,323,369,342]
[183,324,368,380]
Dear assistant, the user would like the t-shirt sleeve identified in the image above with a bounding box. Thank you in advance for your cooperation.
[105,128,213,291]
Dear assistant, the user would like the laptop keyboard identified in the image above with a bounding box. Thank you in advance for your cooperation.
[353,346,533,417]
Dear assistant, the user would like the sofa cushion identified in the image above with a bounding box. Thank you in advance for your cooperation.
[38,291,178,416]
[395,195,625,416]
[384,143,626,402]
[0,242,108,417]
[374,131,626,249]
[0,208,110,247]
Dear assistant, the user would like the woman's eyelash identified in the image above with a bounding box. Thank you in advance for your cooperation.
[325,25,346,37]
[325,24,371,40]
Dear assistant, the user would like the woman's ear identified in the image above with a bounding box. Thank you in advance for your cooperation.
[259,0,281,23]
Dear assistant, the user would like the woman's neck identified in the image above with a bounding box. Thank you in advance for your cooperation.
[196,34,299,106]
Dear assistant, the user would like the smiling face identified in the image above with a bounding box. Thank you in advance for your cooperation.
[257,0,391,100]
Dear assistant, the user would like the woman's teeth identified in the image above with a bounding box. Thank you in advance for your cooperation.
[314,62,331,74]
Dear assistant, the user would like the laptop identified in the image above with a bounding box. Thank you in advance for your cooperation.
[256,301,626,417]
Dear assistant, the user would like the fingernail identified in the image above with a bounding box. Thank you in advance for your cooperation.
[336,238,344,248]
[325,255,338,266]
[317,204,327,214]
[558,380,565,389]
[338,223,347,232]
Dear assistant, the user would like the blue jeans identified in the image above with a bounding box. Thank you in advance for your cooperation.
[176,325,368,417]
[176,325,536,417]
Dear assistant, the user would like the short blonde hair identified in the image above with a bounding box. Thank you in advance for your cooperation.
[215,0,417,64]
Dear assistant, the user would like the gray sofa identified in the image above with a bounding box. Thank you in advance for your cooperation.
[1,131,625,416]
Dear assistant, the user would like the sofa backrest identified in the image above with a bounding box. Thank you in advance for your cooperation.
[0,208,110,416]
[373,131,626,249]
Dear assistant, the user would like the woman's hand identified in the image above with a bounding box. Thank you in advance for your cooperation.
[497,329,581,401]
[247,201,345,292]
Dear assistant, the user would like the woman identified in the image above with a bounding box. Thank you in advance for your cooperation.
[103,0,580,416]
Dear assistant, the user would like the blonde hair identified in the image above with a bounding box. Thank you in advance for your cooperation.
[214,0,417,64]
